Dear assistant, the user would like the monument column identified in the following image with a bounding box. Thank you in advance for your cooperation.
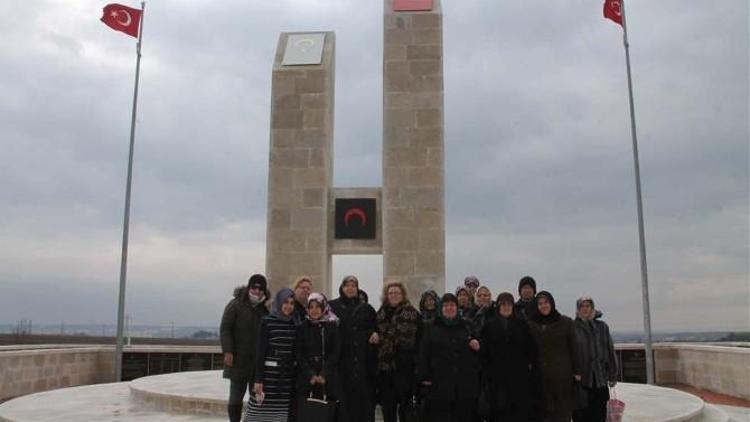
[382,0,445,304]
[266,32,335,297]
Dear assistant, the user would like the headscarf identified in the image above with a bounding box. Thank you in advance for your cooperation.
[475,285,493,308]
[464,275,480,290]
[419,289,440,317]
[454,286,471,307]
[532,290,561,324]
[306,292,339,322]
[518,276,537,298]
[338,275,361,306]
[271,288,296,321]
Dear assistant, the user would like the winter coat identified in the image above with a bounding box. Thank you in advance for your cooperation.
[574,316,618,389]
[295,319,343,398]
[480,315,540,410]
[375,301,420,375]
[528,314,581,413]
[417,317,480,402]
[220,286,270,380]
[293,299,307,325]
[514,298,536,321]
[470,303,496,338]
[329,294,378,384]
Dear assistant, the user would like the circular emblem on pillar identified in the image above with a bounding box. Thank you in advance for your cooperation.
[335,198,376,239]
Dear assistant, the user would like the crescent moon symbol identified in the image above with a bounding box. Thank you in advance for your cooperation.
[296,38,315,53]
[344,208,367,227]
[116,10,132,26]
[612,1,622,16]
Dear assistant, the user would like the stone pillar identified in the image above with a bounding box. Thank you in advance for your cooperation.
[382,1,445,305]
[266,32,335,297]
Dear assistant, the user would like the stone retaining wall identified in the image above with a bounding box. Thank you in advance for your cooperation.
[653,343,750,401]
[0,347,114,401]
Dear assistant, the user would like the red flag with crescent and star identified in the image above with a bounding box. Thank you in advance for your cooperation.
[603,0,623,27]
[101,3,142,38]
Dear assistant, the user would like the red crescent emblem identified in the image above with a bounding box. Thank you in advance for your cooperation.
[343,207,367,227]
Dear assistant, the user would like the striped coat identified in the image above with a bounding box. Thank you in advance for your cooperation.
[243,314,297,422]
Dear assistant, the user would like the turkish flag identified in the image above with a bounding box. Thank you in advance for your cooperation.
[101,3,142,38]
[603,0,623,27]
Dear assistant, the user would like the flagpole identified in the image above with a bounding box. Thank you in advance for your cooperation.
[115,1,146,382]
[620,0,654,385]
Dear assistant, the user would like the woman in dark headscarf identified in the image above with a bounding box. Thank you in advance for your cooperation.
[295,292,347,421]
[528,291,581,422]
[480,292,540,422]
[455,286,478,320]
[419,289,440,323]
[329,276,378,422]
[417,293,481,422]
[243,288,297,422]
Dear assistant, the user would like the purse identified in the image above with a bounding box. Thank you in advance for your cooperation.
[297,324,338,422]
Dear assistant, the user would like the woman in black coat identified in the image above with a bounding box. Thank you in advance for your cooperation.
[417,293,481,422]
[528,291,581,422]
[295,292,347,421]
[480,292,540,422]
[329,276,378,422]
[220,274,270,422]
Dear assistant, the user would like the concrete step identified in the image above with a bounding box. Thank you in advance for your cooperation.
[696,404,731,422]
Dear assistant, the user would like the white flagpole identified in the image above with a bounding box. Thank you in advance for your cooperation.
[115,1,146,382]
[620,0,655,385]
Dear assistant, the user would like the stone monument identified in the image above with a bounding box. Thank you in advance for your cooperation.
[266,0,445,304]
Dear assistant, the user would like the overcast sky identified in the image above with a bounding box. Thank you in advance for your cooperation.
[0,0,747,333]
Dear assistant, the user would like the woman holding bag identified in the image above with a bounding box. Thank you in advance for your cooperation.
[295,292,347,421]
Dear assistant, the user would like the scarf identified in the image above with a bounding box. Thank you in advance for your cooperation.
[271,288,295,321]
[307,292,339,323]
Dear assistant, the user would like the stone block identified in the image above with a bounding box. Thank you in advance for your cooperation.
[293,168,327,187]
[413,29,441,45]
[385,228,418,251]
[291,209,325,229]
[427,147,443,167]
[384,109,416,129]
[295,73,327,94]
[309,148,327,168]
[414,208,442,228]
[385,45,407,61]
[411,13,441,29]
[306,230,325,251]
[273,94,300,110]
[413,75,443,92]
[387,252,416,276]
[385,29,413,45]
[272,110,303,129]
[416,110,442,128]
[410,60,441,76]
[272,129,296,148]
[411,92,443,109]
[270,209,291,229]
[384,125,410,147]
[290,253,325,276]
[385,14,411,30]
[303,109,327,129]
[385,147,428,167]
[272,74,296,96]
[298,129,329,148]
[407,45,441,60]
[270,148,309,168]
[416,251,444,275]
[301,93,330,109]
[385,62,414,92]
[385,93,412,108]
[418,229,444,249]
[302,188,325,207]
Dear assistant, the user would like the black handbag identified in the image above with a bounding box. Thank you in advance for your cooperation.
[297,389,337,422]
[297,324,338,421]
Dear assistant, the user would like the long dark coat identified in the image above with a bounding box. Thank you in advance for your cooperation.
[220,286,269,381]
[528,314,580,415]
[574,316,618,389]
[481,315,540,415]
[295,319,343,399]
[416,318,480,402]
[330,293,377,422]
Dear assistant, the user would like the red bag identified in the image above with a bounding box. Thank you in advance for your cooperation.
[606,387,626,422]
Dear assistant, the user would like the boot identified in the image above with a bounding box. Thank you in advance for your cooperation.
[227,403,243,422]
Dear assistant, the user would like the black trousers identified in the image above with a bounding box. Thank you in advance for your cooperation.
[378,373,413,422]
[228,379,250,405]
[572,386,609,422]
[429,398,474,422]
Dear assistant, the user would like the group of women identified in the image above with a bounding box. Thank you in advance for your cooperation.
[219,273,618,422]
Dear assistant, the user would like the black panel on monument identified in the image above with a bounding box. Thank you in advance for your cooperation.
[335,198,376,239]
